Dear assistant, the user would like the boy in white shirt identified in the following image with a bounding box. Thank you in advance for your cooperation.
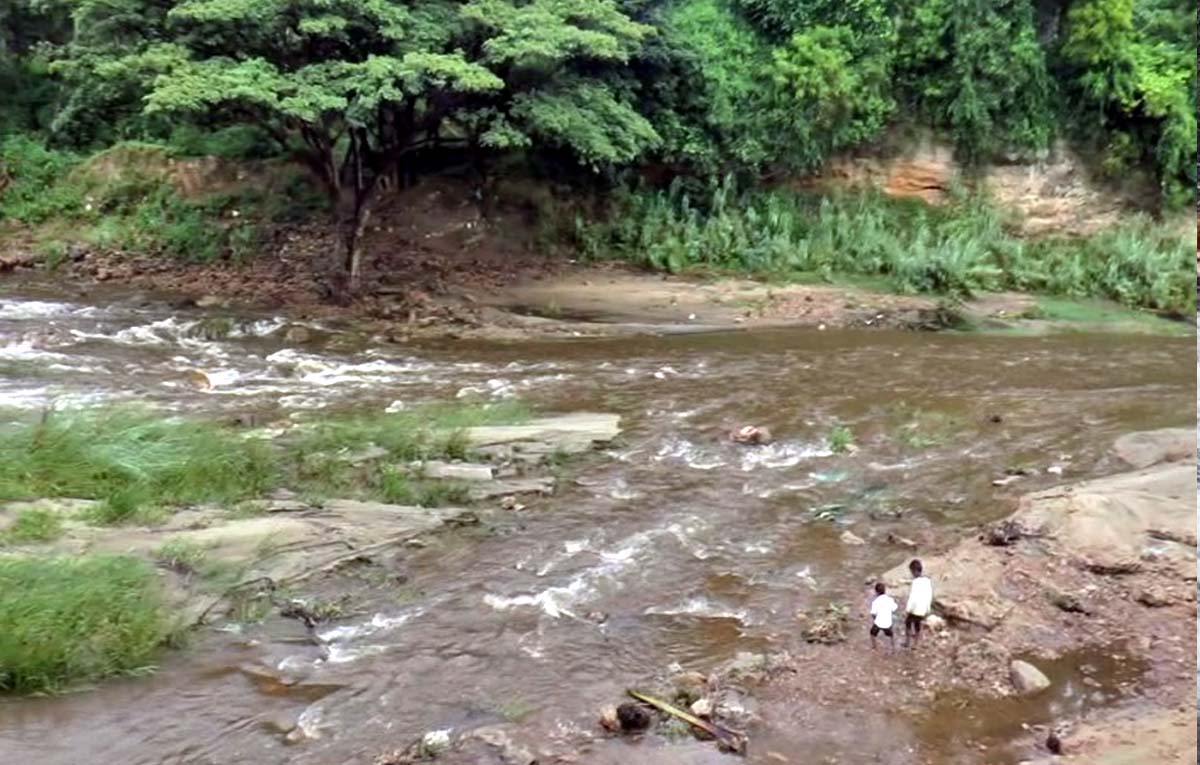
[904,559,933,649]
[869,581,897,652]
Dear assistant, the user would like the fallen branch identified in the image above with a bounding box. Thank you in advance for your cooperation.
[627,689,747,755]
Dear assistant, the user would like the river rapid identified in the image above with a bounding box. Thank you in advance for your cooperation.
[0,283,1192,765]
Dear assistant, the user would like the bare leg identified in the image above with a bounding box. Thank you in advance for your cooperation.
[888,631,896,654]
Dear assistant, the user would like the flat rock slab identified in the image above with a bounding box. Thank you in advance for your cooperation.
[468,477,556,500]
[884,432,1194,631]
[1019,707,1195,765]
[1016,461,1194,574]
[463,413,620,456]
[75,499,470,622]
[410,461,496,481]
[1111,428,1193,469]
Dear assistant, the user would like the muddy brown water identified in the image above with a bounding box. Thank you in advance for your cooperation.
[0,285,1193,764]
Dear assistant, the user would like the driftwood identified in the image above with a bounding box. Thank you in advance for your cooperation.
[627,689,747,755]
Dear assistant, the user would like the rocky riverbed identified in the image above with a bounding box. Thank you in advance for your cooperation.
[0,286,1192,765]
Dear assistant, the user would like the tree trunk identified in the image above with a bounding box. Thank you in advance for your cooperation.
[332,185,374,301]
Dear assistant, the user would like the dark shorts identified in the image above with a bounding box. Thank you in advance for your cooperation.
[870,625,893,637]
[906,613,925,632]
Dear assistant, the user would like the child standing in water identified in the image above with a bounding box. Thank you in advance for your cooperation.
[904,559,933,649]
[868,582,897,652]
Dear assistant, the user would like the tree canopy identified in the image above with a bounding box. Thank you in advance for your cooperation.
[1,0,1194,289]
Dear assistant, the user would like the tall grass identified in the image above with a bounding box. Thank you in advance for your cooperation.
[0,555,170,693]
[0,402,530,522]
[575,178,1193,313]
[0,410,279,522]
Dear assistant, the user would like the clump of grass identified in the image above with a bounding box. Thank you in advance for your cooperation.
[0,555,170,693]
[290,402,530,467]
[374,467,470,507]
[890,407,961,450]
[155,538,210,575]
[490,696,536,722]
[0,409,279,525]
[1,402,532,521]
[2,508,65,544]
[828,424,855,455]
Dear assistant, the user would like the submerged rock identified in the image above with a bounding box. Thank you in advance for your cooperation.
[839,530,866,546]
[1010,659,1051,695]
[730,425,773,445]
[1111,428,1193,469]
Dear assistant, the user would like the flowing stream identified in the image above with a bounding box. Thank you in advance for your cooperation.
[0,284,1192,764]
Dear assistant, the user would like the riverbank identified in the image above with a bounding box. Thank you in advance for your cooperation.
[616,427,1196,764]
[421,428,1196,764]
[0,284,1191,765]
[2,255,1190,343]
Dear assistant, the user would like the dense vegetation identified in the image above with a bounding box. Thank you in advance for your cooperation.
[0,0,1194,302]
[0,554,169,693]
[0,403,529,523]
[576,180,1194,311]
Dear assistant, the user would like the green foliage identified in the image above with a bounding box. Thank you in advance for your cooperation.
[154,538,210,574]
[827,424,855,454]
[2,508,65,544]
[1,135,320,262]
[0,134,84,223]
[767,25,894,168]
[1060,0,1196,203]
[374,468,470,508]
[289,401,528,463]
[895,0,1055,161]
[0,409,278,523]
[579,180,1194,312]
[0,554,169,693]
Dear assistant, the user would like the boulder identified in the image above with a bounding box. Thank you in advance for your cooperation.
[463,413,621,457]
[1010,660,1051,695]
[1112,428,1193,469]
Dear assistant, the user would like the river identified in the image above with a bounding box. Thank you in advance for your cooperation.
[0,284,1192,764]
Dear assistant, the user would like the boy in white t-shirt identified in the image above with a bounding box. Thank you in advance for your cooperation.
[869,581,897,652]
[904,559,933,649]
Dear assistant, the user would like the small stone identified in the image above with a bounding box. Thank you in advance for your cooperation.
[1010,660,1051,695]
[840,530,866,546]
[284,326,312,344]
[672,670,709,700]
[599,706,620,732]
[690,697,713,718]
[886,532,918,549]
[1136,587,1172,607]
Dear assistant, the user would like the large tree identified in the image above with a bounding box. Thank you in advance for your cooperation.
[57,0,659,297]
